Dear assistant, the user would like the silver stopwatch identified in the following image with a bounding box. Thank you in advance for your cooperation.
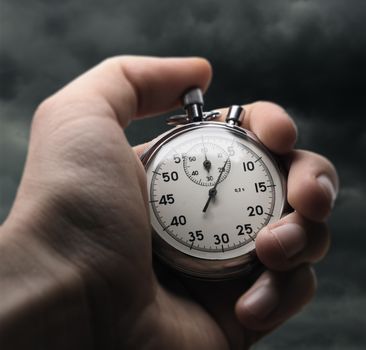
[141,88,287,279]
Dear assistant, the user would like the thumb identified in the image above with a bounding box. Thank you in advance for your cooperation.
[35,56,212,128]
[6,56,212,225]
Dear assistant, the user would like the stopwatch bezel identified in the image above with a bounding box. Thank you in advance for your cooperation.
[141,121,287,279]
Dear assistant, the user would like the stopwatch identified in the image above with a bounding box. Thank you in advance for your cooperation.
[141,88,287,279]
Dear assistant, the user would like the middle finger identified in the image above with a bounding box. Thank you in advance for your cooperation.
[256,211,330,271]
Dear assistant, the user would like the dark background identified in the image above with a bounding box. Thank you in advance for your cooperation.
[0,0,365,348]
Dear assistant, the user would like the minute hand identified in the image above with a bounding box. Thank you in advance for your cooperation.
[202,156,230,213]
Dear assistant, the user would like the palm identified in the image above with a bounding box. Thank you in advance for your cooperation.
[44,116,250,349]
[33,116,240,348]
[78,125,251,349]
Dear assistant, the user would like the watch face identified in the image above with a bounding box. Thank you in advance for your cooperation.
[144,123,286,262]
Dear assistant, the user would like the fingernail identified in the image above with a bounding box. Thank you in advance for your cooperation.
[317,175,337,208]
[270,223,307,258]
[242,281,279,319]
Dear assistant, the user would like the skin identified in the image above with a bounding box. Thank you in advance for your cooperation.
[0,56,339,349]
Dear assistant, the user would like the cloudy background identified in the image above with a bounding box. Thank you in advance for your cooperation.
[0,0,365,348]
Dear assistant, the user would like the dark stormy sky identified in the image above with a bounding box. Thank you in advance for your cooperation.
[0,0,365,348]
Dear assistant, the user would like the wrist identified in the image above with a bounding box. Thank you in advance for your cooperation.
[0,224,92,349]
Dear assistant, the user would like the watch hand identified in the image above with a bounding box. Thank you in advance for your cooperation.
[202,187,217,213]
[202,156,230,212]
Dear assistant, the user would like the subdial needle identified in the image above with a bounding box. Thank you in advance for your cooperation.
[202,137,211,172]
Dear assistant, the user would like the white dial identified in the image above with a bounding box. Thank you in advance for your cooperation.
[145,123,286,262]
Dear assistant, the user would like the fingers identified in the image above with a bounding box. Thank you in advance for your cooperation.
[256,148,339,270]
[35,56,212,129]
[255,149,338,271]
[134,101,297,159]
[287,150,339,222]
[235,264,316,331]
[216,102,297,154]
[256,212,330,271]
[235,149,337,334]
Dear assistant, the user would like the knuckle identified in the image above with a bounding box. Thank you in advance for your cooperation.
[32,96,59,130]
[288,170,333,222]
[248,101,297,152]
[255,228,292,270]
[308,222,331,262]
[99,55,132,72]
[253,100,284,110]
[313,152,336,174]
[252,101,291,120]
[100,56,121,68]
[34,96,57,120]
[289,264,317,303]
[257,213,331,270]
[296,150,338,178]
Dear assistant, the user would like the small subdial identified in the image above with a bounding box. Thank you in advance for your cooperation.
[183,142,231,186]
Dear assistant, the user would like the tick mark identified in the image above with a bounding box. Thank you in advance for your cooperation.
[152,170,161,176]
[221,245,225,252]
[163,225,171,232]
[255,156,262,163]
[265,212,274,217]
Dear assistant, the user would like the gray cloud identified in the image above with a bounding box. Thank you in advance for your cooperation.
[0,0,365,348]
[2,0,366,111]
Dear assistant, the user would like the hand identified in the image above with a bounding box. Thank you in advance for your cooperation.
[0,56,338,350]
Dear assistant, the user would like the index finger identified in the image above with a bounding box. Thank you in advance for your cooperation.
[216,102,297,154]
[134,101,297,158]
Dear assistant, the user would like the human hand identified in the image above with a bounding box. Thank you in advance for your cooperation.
[0,56,338,349]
